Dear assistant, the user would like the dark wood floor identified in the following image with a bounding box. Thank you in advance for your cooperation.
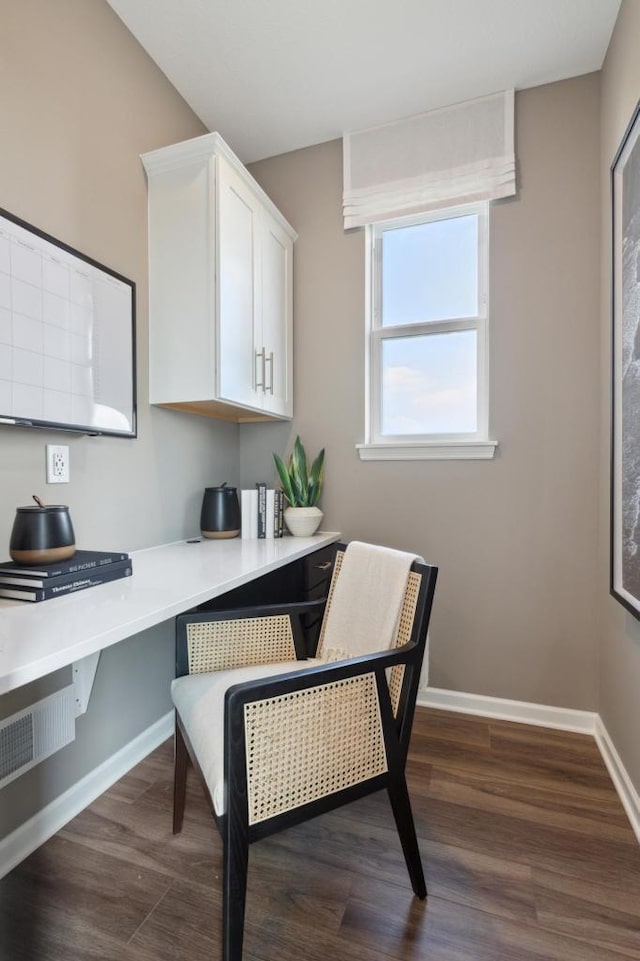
[1,707,639,961]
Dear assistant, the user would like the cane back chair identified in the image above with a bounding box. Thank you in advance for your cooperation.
[171,541,438,961]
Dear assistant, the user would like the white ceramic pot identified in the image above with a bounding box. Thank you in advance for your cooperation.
[284,506,323,537]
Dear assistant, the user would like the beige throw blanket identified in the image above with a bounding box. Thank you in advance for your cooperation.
[320,541,423,661]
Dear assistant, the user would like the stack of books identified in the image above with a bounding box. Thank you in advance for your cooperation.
[0,550,132,603]
[240,485,286,539]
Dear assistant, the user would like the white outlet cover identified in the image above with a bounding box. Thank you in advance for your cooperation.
[46,444,70,484]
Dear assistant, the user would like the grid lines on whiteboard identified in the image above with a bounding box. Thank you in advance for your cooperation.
[0,212,133,433]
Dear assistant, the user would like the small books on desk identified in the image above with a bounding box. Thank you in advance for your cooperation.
[0,551,132,602]
[240,487,285,539]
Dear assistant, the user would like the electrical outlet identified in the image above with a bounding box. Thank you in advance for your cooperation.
[46,445,70,484]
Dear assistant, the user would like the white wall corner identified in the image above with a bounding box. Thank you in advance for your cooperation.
[595,716,640,846]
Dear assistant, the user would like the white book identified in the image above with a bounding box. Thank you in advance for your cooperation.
[241,489,258,538]
[266,489,275,538]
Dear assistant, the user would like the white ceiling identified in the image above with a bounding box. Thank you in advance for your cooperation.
[107,0,621,164]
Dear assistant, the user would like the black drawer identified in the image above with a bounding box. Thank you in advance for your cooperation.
[195,542,337,653]
[302,544,335,595]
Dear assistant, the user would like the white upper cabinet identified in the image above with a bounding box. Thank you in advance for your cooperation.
[260,216,291,418]
[141,133,296,422]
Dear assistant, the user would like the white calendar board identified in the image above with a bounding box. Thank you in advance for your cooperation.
[0,209,136,437]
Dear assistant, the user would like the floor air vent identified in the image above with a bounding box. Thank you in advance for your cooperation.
[0,686,75,790]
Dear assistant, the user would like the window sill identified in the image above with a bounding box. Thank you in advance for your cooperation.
[356,440,498,461]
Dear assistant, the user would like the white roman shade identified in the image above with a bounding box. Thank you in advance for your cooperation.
[343,90,516,229]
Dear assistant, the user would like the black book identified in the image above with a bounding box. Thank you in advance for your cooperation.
[276,489,284,538]
[0,559,133,602]
[0,557,129,589]
[273,489,280,539]
[0,549,130,580]
[277,489,285,537]
[256,482,267,538]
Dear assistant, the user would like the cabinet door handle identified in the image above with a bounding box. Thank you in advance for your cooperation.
[255,348,265,390]
[315,561,332,571]
[265,351,274,394]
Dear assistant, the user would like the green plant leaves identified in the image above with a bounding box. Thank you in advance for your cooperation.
[272,436,324,507]
[273,453,296,505]
[308,448,324,507]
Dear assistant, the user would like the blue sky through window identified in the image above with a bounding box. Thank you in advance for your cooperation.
[377,212,480,435]
[381,214,478,326]
[381,330,477,434]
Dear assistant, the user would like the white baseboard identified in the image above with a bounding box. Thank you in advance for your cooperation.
[418,686,598,733]
[418,686,640,846]
[0,710,174,880]
[595,716,640,845]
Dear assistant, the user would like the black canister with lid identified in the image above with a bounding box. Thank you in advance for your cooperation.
[10,504,76,565]
[200,484,241,539]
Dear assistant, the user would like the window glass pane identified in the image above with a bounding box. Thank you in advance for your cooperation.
[381,214,478,326]
[381,330,477,435]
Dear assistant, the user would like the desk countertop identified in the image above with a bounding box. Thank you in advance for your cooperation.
[0,532,340,695]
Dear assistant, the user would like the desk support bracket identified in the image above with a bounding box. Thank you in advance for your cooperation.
[72,652,101,717]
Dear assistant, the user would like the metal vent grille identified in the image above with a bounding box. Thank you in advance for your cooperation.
[0,686,75,790]
[0,714,33,781]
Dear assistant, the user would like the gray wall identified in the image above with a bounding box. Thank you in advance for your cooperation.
[244,74,602,712]
[599,0,640,793]
[0,0,238,838]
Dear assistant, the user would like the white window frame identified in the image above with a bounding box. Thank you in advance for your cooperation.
[357,202,497,461]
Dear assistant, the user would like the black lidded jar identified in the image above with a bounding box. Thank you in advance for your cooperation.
[200,484,241,539]
[10,505,76,565]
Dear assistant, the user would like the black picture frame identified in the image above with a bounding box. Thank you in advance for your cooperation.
[0,207,137,438]
[611,100,640,618]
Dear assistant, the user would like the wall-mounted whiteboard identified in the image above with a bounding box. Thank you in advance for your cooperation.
[0,208,136,437]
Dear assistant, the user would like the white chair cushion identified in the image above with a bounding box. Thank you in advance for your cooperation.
[171,659,319,816]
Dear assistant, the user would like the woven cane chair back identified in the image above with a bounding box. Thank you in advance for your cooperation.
[186,614,296,674]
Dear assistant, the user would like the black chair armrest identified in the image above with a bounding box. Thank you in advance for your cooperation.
[225,639,418,709]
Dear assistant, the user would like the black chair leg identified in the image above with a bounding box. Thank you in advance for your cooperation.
[223,820,249,961]
[387,774,427,899]
[173,720,188,835]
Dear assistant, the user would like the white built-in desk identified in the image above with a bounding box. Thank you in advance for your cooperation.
[0,533,340,695]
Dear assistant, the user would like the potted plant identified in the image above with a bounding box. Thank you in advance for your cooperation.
[273,436,325,536]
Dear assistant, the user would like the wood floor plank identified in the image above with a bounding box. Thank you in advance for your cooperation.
[246,837,354,934]
[410,708,493,748]
[2,705,639,961]
[531,867,640,960]
[0,834,171,959]
[242,907,404,961]
[417,838,536,922]
[342,884,633,961]
[103,739,174,805]
[264,803,417,892]
[410,727,618,803]
[125,879,220,961]
[59,788,221,890]
[424,767,635,842]
[414,791,640,890]
[488,722,617,798]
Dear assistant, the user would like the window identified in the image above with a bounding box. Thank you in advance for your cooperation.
[358,202,497,460]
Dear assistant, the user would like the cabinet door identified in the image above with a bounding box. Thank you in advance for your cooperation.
[217,158,262,410]
[261,215,293,417]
